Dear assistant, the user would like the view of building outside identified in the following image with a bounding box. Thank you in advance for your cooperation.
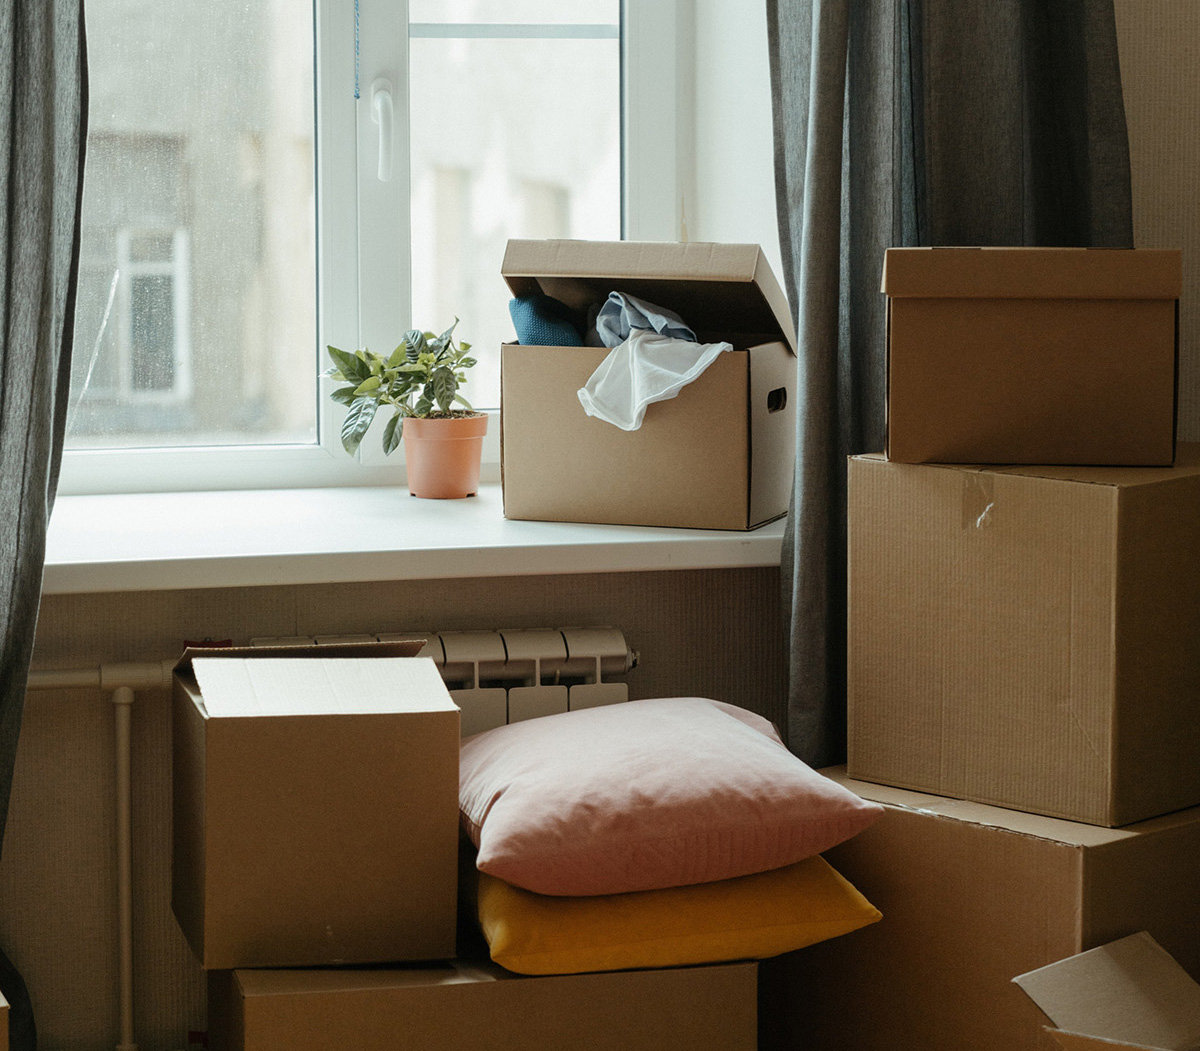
[66,0,621,451]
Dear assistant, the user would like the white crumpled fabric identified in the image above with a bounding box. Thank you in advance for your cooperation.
[577,330,732,431]
[578,292,731,431]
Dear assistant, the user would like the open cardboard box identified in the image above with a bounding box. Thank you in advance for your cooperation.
[882,246,1181,465]
[172,641,460,969]
[767,770,1200,1051]
[500,239,796,530]
[1014,933,1200,1051]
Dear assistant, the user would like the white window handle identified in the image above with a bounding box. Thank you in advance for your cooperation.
[371,78,394,182]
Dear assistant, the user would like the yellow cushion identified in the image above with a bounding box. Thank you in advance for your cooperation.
[472,854,881,976]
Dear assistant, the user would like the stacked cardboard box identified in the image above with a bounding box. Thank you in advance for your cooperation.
[773,248,1200,1051]
[172,643,758,1050]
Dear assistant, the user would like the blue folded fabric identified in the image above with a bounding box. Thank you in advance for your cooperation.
[509,293,583,347]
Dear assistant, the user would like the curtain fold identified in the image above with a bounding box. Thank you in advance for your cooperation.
[767,0,1133,768]
[0,1,88,1048]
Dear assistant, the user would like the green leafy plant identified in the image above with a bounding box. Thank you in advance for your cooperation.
[323,319,478,456]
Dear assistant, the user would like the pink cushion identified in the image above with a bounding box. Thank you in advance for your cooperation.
[459,697,883,896]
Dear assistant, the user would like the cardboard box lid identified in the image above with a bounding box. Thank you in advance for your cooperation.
[1013,933,1200,1051]
[501,238,796,355]
[855,442,1200,488]
[174,641,457,718]
[818,768,1200,849]
[881,247,1182,300]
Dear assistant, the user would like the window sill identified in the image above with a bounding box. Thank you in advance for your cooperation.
[43,484,786,596]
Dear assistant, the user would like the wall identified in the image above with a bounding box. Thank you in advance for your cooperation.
[1114,0,1200,439]
[3,568,785,1050]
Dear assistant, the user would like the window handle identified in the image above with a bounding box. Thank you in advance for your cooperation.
[371,78,394,182]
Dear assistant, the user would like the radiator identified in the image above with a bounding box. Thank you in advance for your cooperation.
[248,626,637,735]
[25,625,635,1051]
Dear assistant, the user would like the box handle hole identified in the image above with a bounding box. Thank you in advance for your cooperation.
[767,387,787,413]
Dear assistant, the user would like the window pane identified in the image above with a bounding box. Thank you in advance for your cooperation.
[409,26,621,409]
[68,1,317,450]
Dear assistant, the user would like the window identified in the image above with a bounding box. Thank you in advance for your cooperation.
[59,0,682,495]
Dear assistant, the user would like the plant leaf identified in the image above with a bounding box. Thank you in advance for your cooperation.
[431,367,457,412]
[382,412,403,455]
[387,344,407,368]
[327,346,370,384]
[329,385,359,406]
[353,376,383,395]
[340,396,378,454]
[453,392,475,411]
[404,329,426,359]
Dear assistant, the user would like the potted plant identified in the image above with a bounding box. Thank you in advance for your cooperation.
[324,319,488,498]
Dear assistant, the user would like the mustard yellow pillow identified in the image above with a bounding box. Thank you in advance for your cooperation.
[471,855,881,976]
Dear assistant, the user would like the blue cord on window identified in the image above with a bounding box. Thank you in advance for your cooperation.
[354,0,360,99]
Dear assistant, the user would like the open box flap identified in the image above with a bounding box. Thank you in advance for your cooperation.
[1014,933,1200,1051]
[881,247,1181,300]
[501,239,796,355]
[173,641,449,718]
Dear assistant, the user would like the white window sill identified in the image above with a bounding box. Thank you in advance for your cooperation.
[43,484,786,596]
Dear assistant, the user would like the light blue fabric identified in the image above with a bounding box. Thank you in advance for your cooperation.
[594,292,696,348]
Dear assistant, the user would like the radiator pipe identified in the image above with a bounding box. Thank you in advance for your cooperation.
[113,686,137,1051]
[25,662,172,1051]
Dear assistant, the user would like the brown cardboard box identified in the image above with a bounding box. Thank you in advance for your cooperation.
[500,239,796,530]
[847,446,1200,826]
[172,643,460,970]
[762,771,1200,1051]
[1014,933,1200,1051]
[882,246,1180,465]
[206,959,758,1051]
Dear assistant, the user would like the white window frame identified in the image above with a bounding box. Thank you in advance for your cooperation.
[56,0,686,496]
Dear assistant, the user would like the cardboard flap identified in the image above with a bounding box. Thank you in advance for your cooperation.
[1047,1027,1187,1051]
[881,247,1182,300]
[501,239,796,354]
[1014,933,1200,1051]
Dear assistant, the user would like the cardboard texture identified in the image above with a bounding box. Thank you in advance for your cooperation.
[172,642,460,970]
[500,239,796,530]
[206,959,758,1051]
[882,247,1181,465]
[1014,933,1200,1051]
[771,771,1200,1051]
[847,445,1200,826]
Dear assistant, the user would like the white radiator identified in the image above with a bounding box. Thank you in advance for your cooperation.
[248,626,637,735]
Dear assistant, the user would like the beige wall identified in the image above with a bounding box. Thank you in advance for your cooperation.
[3,568,785,1050]
[1114,1,1200,438]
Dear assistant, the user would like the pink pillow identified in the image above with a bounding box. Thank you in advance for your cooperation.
[458,697,883,896]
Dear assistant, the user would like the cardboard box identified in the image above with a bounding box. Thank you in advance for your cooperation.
[847,446,1200,826]
[207,959,757,1051]
[172,643,460,970]
[882,247,1180,465]
[761,771,1200,1051]
[1014,933,1200,1051]
[500,239,796,530]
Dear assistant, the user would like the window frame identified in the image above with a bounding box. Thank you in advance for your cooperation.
[56,0,685,496]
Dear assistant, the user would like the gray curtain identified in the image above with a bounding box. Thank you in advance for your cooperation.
[0,1,88,1048]
[766,0,1134,768]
